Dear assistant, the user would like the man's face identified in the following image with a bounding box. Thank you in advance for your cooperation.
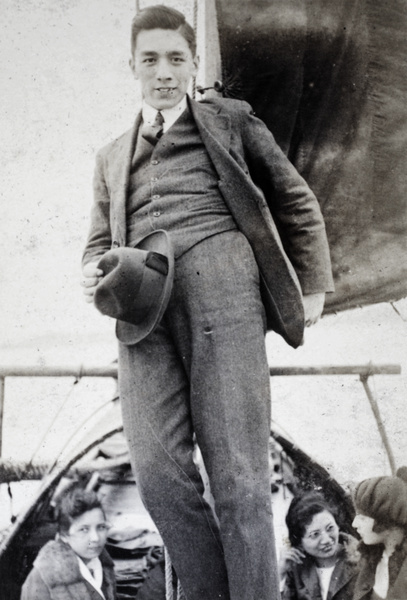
[130,28,199,110]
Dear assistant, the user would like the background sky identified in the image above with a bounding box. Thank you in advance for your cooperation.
[1,0,406,493]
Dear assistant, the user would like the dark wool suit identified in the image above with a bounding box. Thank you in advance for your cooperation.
[83,96,333,600]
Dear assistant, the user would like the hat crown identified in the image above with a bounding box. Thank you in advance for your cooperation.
[93,230,174,344]
[355,468,407,527]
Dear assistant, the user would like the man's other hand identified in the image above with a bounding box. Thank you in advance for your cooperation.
[303,292,325,327]
[81,262,104,303]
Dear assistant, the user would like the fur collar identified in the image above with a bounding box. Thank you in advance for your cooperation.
[33,539,115,599]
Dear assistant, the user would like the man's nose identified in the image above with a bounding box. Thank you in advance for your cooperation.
[352,515,359,528]
[156,58,173,80]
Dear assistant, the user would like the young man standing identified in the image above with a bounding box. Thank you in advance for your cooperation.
[82,5,333,599]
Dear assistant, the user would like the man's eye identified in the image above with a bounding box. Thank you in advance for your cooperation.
[172,57,184,63]
[80,527,89,533]
[144,58,156,64]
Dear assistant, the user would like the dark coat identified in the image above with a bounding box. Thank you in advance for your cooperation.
[282,534,359,600]
[83,96,334,348]
[353,538,407,600]
[20,539,116,600]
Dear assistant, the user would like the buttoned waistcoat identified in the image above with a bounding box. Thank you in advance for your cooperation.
[83,96,334,348]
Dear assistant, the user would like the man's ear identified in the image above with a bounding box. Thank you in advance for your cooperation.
[129,56,139,80]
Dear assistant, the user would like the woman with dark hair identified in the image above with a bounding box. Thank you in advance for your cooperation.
[279,491,359,600]
[21,486,116,600]
[352,467,407,599]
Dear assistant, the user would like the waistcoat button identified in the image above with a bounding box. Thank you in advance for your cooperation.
[151,160,159,165]
[153,211,161,217]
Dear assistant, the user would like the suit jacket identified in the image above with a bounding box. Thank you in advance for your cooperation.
[20,540,116,600]
[282,536,359,600]
[83,96,334,348]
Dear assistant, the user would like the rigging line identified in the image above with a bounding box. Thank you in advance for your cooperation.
[45,396,119,475]
[192,0,198,99]
[391,301,407,322]
[26,375,81,468]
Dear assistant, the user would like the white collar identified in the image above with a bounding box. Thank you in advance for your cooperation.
[142,96,187,132]
[77,556,105,598]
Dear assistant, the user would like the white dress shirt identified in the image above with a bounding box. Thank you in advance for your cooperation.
[142,96,187,133]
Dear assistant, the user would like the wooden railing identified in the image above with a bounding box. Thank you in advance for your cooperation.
[0,362,401,473]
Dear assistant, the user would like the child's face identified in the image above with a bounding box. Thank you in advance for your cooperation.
[62,508,109,563]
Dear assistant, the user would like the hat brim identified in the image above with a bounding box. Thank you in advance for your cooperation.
[116,230,174,345]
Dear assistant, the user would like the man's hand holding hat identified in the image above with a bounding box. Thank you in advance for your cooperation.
[81,262,104,303]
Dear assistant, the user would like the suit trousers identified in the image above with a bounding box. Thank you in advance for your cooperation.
[119,230,280,600]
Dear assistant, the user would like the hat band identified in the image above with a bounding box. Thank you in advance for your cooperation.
[146,251,168,276]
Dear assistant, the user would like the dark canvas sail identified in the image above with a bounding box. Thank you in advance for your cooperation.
[215,0,407,312]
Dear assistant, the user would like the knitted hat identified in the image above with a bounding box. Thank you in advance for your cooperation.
[354,467,407,527]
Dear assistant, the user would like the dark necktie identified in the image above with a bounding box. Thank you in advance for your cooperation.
[141,111,164,146]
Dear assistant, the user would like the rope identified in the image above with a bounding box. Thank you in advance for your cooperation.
[26,375,80,468]
[164,546,187,599]
[164,546,174,600]
[192,0,198,99]
[45,395,119,475]
[391,301,407,322]
[177,579,186,600]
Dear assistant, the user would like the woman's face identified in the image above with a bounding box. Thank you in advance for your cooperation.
[352,513,384,545]
[301,510,340,562]
[61,508,109,563]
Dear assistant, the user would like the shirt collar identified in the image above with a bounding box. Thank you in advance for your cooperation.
[77,556,105,598]
[142,96,187,132]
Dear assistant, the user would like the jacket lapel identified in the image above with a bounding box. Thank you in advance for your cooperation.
[188,96,232,155]
[329,559,356,598]
[301,560,323,600]
[189,95,304,347]
[389,541,407,598]
[109,112,142,246]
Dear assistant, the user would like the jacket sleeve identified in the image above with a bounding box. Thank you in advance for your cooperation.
[20,567,52,600]
[281,568,299,600]
[82,150,113,268]
[237,101,334,295]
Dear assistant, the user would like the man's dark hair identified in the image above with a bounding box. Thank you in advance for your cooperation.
[130,4,196,57]
[285,491,340,548]
[57,486,105,534]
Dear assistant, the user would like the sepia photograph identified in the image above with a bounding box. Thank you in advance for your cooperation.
[1,0,407,598]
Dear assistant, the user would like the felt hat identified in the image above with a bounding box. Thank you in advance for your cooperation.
[354,466,407,527]
[94,230,174,345]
